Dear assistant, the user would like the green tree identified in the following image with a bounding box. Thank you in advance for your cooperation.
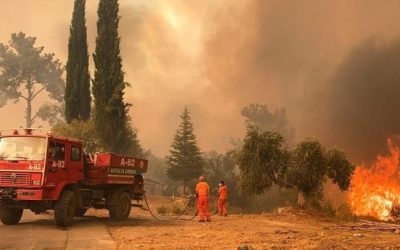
[0,32,65,127]
[144,150,169,183]
[237,128,289,194]
[52,120,99,153]
[0,92,6,107]
[286,138,354,207]
[203,151,236,185]
[37,102,65,126]
[241,103,295,144]
[65,0,91,123]
[286,138,327,207]
[326,148,355,192]
[92,0,142,156]
[203,150,239,200]
[166,107,204,194]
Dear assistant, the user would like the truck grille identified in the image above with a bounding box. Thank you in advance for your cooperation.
[0,172,31,186]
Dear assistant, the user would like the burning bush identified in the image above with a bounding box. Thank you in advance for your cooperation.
[348,138,400,221]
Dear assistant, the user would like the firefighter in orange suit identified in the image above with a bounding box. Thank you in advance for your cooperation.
[196,176,211,222]
[218,180,228,216]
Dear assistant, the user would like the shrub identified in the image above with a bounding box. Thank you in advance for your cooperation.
[336,203,354,221]
[157,205,167,215]
[171,204,183,215]
[308,197,322,210]
[237,245,255,250]
[309,199,337,218]
[321,201,336,218]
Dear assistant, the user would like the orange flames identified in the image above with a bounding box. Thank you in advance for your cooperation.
[348,138,400,221]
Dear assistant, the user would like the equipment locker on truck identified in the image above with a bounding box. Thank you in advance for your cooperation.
[0,128,147,227]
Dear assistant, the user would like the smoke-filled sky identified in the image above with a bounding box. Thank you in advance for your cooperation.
[1,0,400,161]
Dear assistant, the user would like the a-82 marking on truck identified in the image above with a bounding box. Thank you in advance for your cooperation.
[119,157,146,169]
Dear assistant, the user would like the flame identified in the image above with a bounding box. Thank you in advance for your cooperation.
[348,138,400,221]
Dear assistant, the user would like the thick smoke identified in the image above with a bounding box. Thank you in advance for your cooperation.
[323,38,400,162]
[1,0,400,160]
[201,0,400,161]
[201,0,342,128]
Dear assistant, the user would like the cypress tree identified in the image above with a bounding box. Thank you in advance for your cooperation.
[65,0,91,123]
[166,107,204,194]
[92,0,142,156]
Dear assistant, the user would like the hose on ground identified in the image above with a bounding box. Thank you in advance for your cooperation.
[143,189,223,221]
[143,193,197,221]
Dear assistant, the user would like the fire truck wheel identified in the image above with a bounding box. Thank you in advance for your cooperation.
[55,190,76,227]
[109,192,131,221]
[0,203,23,225]
[74,208,87,217]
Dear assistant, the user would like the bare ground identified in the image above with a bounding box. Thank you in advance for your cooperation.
[100,196,400,250]
[2,196,399,250]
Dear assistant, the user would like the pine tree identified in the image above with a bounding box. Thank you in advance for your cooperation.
[0,33,65,127]
[92,0,142,156]
[65,0,91,123]
[167,107,204,194]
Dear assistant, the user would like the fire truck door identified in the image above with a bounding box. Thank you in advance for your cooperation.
[67,145,84,181]
[45,141,67,186]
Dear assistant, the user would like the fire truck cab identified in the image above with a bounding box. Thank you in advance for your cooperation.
[0,129,147,227]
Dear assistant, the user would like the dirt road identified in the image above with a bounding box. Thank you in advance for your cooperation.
[0,210,115,250]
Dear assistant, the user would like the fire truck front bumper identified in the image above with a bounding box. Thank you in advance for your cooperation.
[0,188,43,200]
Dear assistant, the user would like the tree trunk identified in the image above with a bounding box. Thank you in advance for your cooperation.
[25,82,33,128]
[183,181,187,195]
[297,191,306,208]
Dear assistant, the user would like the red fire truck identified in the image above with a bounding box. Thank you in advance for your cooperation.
[0,129,147,227]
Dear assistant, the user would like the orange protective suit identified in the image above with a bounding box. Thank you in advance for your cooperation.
[218,185,228,216]
[196,182,210,221]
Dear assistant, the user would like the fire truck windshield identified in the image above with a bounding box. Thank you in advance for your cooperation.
[0,137,46,161]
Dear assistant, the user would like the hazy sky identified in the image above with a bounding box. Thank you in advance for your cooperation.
[1,0,400,160]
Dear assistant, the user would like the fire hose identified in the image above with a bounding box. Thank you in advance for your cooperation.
[143,193,197,221]
[142,190,220,221]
